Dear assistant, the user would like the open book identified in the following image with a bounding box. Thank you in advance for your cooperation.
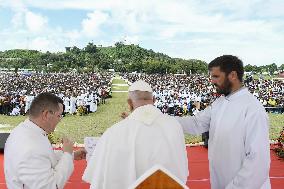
[84,137,100,161]
[128,165,189,189]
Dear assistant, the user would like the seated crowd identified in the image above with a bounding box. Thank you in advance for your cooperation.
[1,71,283,116]
[123,73,284,115]
[0,72,113,116]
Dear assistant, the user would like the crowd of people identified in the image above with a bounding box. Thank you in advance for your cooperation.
[1,71,282,117]
[246,76,284,113]
[3,55,274,189]
[123,73,284,116]
[0,72,113,116]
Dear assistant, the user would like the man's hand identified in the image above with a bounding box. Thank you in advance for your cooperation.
[62,137,74,155]
[74,149,87,160]
[121,112,129,119]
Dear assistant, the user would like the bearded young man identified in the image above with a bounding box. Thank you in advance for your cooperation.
[177,55,270,189]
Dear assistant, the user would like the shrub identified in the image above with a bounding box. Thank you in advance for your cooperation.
[275,127,284,159]
[48,132,60,144]
[77,105,86,116]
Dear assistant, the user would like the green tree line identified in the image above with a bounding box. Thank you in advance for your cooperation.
[244,63,284,75]
[0,42,283,74]
[0,42,207,74]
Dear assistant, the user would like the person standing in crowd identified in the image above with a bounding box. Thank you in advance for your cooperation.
[83,80,188,189]
[100,87,107,104]
[4,92,86,189]
[177,55,270,189]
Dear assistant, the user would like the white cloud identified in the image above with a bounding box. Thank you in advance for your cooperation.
[2,36,27,50]
[81,11,109,37]
[11,12,24,28]
[4,0,26,11]
[6,1,48,33]
[121,11,140,34]
[29,37,58,52]
[65,30,81,46]
[259,0,284,17]
[124,35,140,45]
[157,34,284,66]
[1,0,284,66]
[0,23,81,53]
[25,11,48,33]
[7,0,27,29]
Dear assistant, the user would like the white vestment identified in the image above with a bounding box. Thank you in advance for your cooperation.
[24,95,34,113]
[89,96,97,113]
[63,97,70,113]
[69,96,77,114]
[4,119,74,189]
[83,104,188,189]
[177,88,271,189]
[10,106,20,116]
[76,95,84,106]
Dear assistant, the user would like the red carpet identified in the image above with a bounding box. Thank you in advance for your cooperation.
[1,146,283,189]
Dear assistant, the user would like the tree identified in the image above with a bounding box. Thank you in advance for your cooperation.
[0,42,209,74]
[115,41,124,59]
[84,42,97,54]
[279,64,284,71]
[244,64,254,72]
[70,46,81,54]
[267,63,278,74]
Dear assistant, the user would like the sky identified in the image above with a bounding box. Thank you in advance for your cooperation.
[0,0,284,66]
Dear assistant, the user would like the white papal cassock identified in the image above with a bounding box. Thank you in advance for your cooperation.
[83,104,188,189]
[177,87,271,189]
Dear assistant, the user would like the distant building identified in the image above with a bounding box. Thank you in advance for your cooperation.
[108,69,115,72]
[0,67,34,73]
[0,58,21,61]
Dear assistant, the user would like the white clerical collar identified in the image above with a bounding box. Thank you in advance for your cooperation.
[24,119,48,136]
[128,104,161,126]
[225,86,247,101]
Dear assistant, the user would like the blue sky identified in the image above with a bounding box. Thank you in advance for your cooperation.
[0,0,284,66]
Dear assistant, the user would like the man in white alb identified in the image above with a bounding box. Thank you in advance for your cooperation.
[83,80,188,189]
[4,92,86,189]
[177,55,270,189]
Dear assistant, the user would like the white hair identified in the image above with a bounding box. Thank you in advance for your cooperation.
[128,91,153,101]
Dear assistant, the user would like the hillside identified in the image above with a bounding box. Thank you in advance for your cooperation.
[0,42,208,74]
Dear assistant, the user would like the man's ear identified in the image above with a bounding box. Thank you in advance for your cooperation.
[41,110,49,121]
[152,96,156,104]
[127,98,134,112]
[229,71,238,81]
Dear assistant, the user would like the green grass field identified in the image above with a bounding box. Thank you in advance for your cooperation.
[0,77,283,144]
[112,85,129,91]
[112,78,126,85]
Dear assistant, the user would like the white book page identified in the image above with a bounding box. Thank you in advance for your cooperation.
[84,137,100,161]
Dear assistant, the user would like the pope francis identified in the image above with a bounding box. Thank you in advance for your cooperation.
[83,80,188,189]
